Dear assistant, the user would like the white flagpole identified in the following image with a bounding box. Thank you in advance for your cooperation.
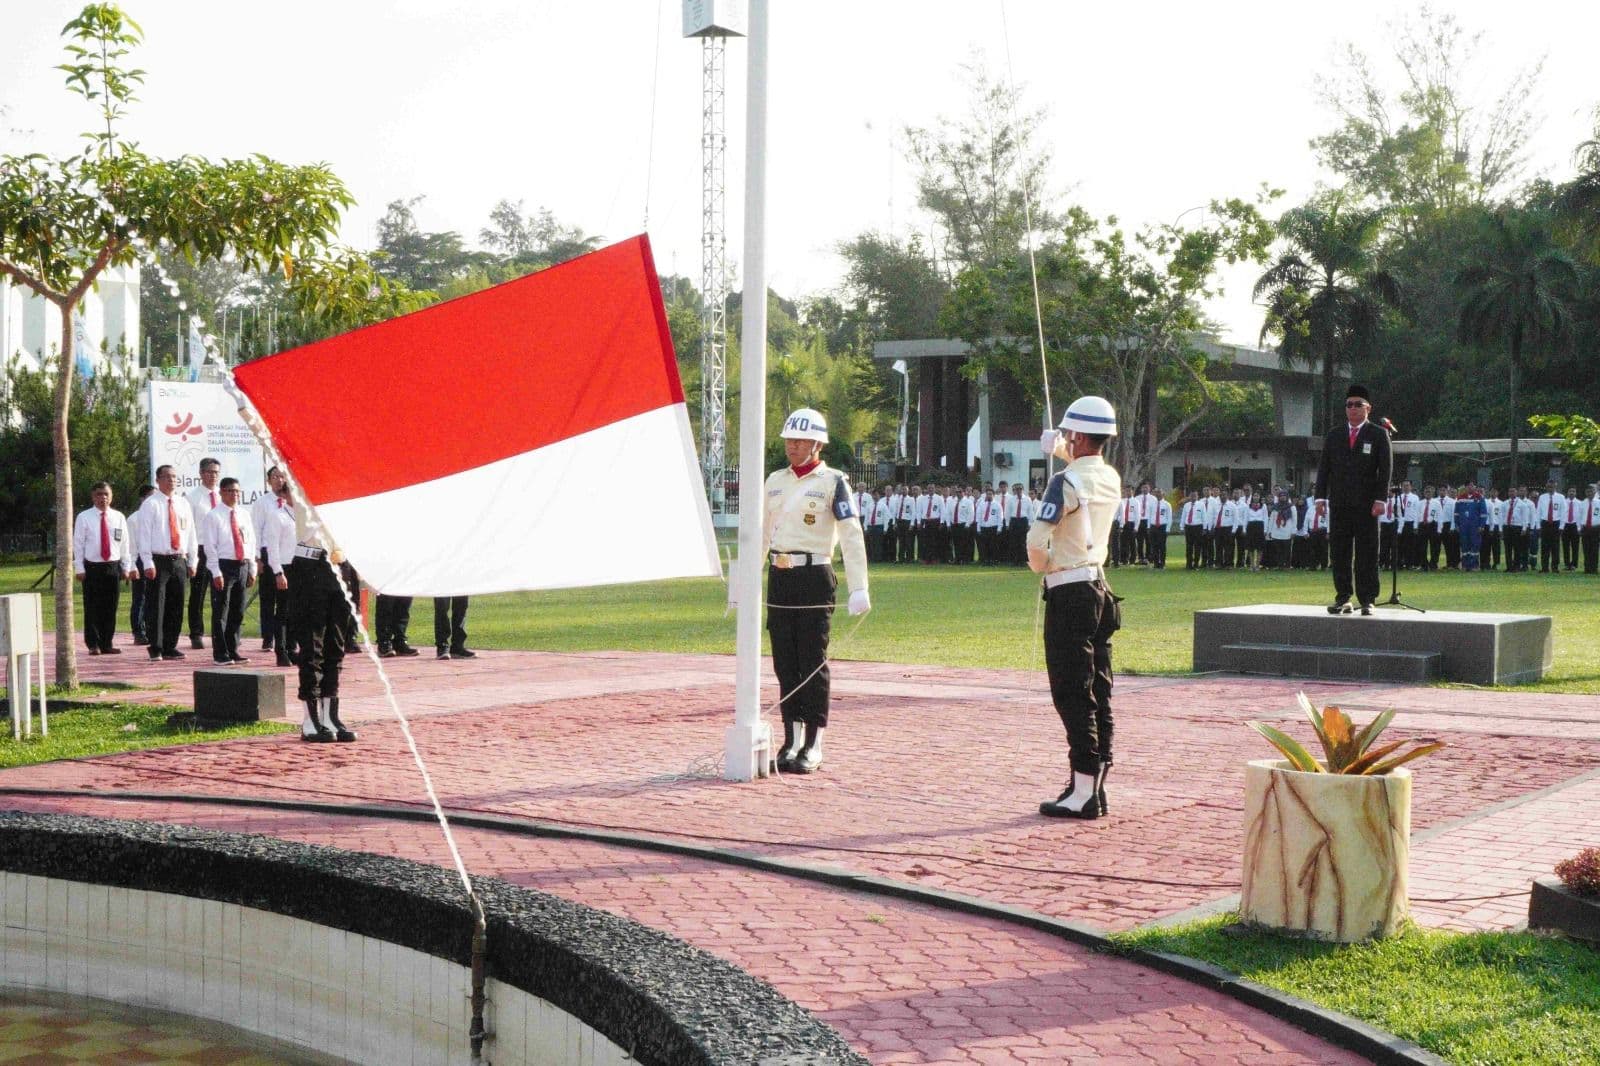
[725,0,770,781]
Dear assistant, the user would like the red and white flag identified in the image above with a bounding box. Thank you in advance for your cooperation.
[233,235,719,596]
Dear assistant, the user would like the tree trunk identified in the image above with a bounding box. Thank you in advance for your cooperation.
[1507,326,1522,491]
[52,302,78,689]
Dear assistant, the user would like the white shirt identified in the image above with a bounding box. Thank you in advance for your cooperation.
[941,494,958,524]
[762,462,869,595]
[1303,499,1328,533]
[1135,493,1158,524]
[187,484,223,525]
[977,497,1004,530]
[1154,498,1172,530]
[885,493,903,521]
[1508,498,1535,529]
[956,496,975,525]
[1246,504,1269,525]
[871,497,893,527]
[1418,497,1441,526]
[72,506,135,574]
[900,494,919,522]
[201,504,258,578]
[1439,496,1456,529]
[1536,492,1567,524]
[1396,493,1421,527]
[1572,496,1598,528]
[856,490,874,522]
[1267,506,1297,540]
[135,491,199,571]
[1003,493,1024,521]
[263,503,299,575]
[1179,500,1201,526]
[915,493,936,523]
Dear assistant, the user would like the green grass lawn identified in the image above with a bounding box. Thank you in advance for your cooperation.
[0,697,291,769]
[1114,916,1600,1066]
[5,559,1597,691]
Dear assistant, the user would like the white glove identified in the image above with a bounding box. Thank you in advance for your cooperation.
[847,589,871,616]
[1040,428,1061,457]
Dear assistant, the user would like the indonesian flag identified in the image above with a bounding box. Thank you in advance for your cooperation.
[232,235,719,596]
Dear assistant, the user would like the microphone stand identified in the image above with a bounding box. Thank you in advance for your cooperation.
[1377,417,1424,613]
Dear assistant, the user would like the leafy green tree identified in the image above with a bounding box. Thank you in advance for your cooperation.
[1454,208,1580,487]
[479,200,600,270]
[1254,194,1402,435]
[835,232,949,341]
[374,196,479,291]
[0,5,355,686]
[904,61,1055,273]
[1555,122,1600,262]
[1311,6,1541,229]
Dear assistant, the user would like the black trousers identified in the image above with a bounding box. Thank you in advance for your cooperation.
[1184,527,1203,568]
[1582,527,1599,573]
[1506,527,1528,571]
[1329,505,1380,606]
[209,558,247,661]
[1150,527,1168,568]
[953,524,974,564]
[896,520,916,562]
[1009,518,1029,565]
[866,525,884,563]
[434,596,469,652]
[145,555,188,657]
[257,549,281,647]
[128,574,147,641]
[766,564,835,729]
[376,594,415,649]
[978,527,999,563]
[1420,522,1441,569]
[1444,528,1461,569]
[1043,579,1116,777]
[290,556,355,701]
[1562,526,1580,569]
[187,546,210,638]
[1107,525,1121,566]
[81,561,122,651]
[1211,529,1231,568]
[1308,530,1329,570]
[1133,522,1150,563]
[1539,521,1560,571]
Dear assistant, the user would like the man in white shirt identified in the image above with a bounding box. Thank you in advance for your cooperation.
[1482,488,1504,571]
[135,464,199,661]
[882,484,903,563]
[261,481,302,665]
[201,478,257,664]
[1579,485,1599,574]
[1439,489,1459,570]
[72,480,136,655]
[1304,496,1330,570]
[251,466,289,654]
[127,483,155,646]
[1178,491,1202,569]
[1506,486,1533,572]
[1204,487,1228,569]
[185,456,223,650]
[1416,486,1442,571]
[1562,487,1582,572]
[1006,484,1031,566]
[1132,482,1159,565]
[953,487,976,564]
[871,492,894,563]
[899,485,920,563]
[976,488,1004,564]
[1535,481,1566,573]
[1394,481,1420,570]
[1150,493,1172,569]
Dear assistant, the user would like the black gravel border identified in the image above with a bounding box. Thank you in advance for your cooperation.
[0,810,865,1066]
[0,789,1451,1065]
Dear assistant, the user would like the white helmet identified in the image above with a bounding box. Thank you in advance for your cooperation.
[1059,395,1118,437]
[780,407,829,444]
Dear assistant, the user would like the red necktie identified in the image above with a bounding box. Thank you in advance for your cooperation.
[99,511,111,561]
[168,498,181,551]
[1589,503,1595,529]
[277,497,284,509]
[1424,502,1430,523]
[1547,499,1553,521]
[1349,426,1358,449]
[209,490,217,510]
[229,508,245,560]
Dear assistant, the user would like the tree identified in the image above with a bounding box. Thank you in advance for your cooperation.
[1254,194,1401,436]
[479,200,600,270]
[1454,208,1579,488]
[1311,5,1542,228]
[835,232,948,341]
[904,60,1055,273]
[1555,120,1600,262]
[373,196,478,291]
[944,199,1275,483]
[0,5,354,686]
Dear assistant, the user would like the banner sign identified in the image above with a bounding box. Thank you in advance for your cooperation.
[147,381,270,504]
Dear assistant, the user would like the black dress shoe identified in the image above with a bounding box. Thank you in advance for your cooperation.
[190,636,205,650]
[230,655,250,665]
[100,647,121,655]
[132,635,149,646]
[1039,787,1100,819]
[1359,602,1374,616]
[377,646,396,658]
[262,639,275,652]
[436,648,451,660]
[1327,600,1352,615]
[87,648,101,656]
[162,651,185,661]
[393,644,420,657]
[275,650,293,667]
[450,647,476,659]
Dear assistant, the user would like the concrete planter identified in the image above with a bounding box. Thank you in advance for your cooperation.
[1240,759,1412,942]
[1528,876,1600,945]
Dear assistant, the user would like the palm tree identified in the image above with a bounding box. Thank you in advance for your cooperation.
[1555,130,1600,259]
[1454,208,1579,488]
[1254,196,1401,435]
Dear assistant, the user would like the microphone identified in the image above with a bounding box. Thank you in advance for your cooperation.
[1379,416,1398,437]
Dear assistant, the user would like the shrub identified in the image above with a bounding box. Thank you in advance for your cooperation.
[1555,847,1600,897]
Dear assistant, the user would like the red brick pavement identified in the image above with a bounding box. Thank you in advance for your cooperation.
[1,793,1364,1065]
[8,640,1596,1061]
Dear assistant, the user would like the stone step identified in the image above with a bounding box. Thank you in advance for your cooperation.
[1219,641,1441,683]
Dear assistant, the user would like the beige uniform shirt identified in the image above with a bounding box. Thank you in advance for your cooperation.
[762,462,870,595]
[1026,454,1122,570]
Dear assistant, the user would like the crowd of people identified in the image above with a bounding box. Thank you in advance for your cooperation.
[70,456,484,743]
[846,476,1600,575]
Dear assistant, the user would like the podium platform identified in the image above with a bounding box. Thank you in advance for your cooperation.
[1193,603,1552,686]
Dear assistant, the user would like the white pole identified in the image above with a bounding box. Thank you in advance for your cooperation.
[725,0,771,782]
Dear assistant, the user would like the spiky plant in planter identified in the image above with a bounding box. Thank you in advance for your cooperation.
[1240,694,1444,942]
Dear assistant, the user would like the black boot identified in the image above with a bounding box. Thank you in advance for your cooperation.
[326,697,357,742]
[1096,763,1110,817]
[792,725,824,774]
[300,699,333,743]
[776,718,803,772]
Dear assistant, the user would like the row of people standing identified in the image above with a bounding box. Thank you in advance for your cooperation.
[856,483,1039,566]
[1379,481,1600,573]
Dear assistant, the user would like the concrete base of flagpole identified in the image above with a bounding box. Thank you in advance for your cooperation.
[723,721,774,782]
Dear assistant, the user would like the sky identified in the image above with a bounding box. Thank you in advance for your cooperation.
[4,0,1597,346]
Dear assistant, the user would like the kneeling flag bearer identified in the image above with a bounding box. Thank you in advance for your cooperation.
[764,408,871,774]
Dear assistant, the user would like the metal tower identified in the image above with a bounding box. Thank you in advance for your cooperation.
[699,34,730,515]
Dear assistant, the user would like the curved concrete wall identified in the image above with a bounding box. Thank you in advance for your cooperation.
[0,812,865,1066]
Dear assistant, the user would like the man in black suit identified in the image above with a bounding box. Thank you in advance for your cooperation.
[1313,384,1393,616]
